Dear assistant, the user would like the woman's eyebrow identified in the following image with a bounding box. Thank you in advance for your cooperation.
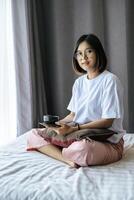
[77,47,92,52]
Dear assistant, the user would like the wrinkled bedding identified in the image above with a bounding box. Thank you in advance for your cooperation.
[0,132,134,200]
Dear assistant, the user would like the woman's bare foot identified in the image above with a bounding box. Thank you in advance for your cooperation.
[66,160,80,168]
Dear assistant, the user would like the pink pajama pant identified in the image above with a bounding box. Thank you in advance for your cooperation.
[27,129,124,167]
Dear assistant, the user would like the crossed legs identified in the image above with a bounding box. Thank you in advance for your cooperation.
[27,129,124,167]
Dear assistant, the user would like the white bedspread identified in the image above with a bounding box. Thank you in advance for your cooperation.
[0,132,134,200]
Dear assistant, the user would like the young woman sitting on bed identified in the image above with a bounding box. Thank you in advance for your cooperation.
[27,33,125,168]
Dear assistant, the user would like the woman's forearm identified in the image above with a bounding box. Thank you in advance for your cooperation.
[59,112,75,123]
[72,118,114,131]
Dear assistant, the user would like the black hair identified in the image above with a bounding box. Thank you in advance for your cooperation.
[72,33,107,74]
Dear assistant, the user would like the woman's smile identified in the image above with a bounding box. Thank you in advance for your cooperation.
[81,61,90,66]
[81,60,93,71]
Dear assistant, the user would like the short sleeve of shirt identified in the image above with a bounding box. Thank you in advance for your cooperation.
[101,76,124,119]
[67,80,78,113]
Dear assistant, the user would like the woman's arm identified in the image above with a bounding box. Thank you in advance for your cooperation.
[72,118,114,131]
[53,118,114,135]
[57,112,75,124]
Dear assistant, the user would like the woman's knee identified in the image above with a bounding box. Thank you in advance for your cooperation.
[62,139,124,166]
[62,139,91,156]
[62,139,93,166]
[27,128,50,150]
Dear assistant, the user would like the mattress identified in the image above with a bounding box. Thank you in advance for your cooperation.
[0,132,134,200]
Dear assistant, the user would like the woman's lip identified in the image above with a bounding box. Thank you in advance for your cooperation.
[81,61,90,65]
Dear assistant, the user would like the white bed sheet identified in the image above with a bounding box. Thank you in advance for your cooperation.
[0,132,134,200]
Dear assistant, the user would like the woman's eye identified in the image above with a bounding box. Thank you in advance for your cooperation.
[76,52,82,57]
[87,49,93,53]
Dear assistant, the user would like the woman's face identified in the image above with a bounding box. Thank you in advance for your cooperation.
[75,41,97,72]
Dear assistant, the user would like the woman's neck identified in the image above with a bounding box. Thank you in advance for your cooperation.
[87,70,100,80]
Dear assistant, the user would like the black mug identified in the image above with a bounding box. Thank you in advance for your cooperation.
[43,115,59,124]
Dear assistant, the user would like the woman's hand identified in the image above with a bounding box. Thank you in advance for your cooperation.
[51,123,74,135]
[55,112,75,126]
[55,120,68,126]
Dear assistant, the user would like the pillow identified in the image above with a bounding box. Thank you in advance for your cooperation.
[37,128,117,148]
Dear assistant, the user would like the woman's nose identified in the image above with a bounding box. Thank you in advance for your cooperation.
[82,54,88,60]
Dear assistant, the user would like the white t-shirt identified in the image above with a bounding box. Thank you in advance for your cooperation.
[67,70,126,143]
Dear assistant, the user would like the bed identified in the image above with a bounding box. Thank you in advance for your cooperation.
[0,131,134,200]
